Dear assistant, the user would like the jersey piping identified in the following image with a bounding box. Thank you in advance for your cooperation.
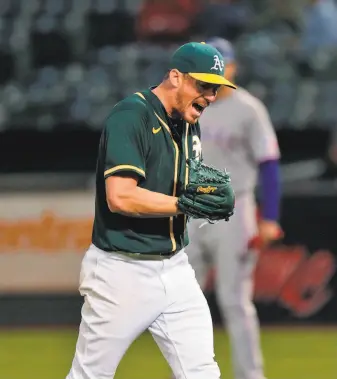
[135,92,180,252]
[104,165,146,178]
[183,123,190,228]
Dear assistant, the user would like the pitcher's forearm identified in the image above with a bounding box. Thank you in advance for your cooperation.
[107,186,182,217]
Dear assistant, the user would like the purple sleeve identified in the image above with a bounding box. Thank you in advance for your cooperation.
[258,159,280,221]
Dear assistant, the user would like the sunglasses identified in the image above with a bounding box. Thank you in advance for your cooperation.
[189,76,221,94]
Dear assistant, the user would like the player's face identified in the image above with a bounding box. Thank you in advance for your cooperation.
[174,74,220,124]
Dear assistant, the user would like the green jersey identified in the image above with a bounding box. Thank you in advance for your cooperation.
[92,88,202,254]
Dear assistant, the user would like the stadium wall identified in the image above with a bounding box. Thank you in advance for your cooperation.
[0,190,336,326]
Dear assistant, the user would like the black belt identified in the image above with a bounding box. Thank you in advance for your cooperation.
[105,250,179,260]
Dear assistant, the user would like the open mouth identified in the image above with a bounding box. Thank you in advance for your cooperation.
[192,103,205,113]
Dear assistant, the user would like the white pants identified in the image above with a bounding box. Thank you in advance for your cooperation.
[186,193,266,379]
[66,244,220,379]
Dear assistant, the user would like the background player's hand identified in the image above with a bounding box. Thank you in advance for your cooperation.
[258,219,283,248]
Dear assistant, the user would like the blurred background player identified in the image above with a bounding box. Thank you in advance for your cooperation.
[185,37,283,379]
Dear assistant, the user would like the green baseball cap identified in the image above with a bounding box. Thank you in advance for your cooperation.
[169,41,236,89]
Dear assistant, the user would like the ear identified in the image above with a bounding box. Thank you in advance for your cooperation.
[169,69,182,88]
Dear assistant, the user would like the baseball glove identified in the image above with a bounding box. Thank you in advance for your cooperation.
[177,158,235,222]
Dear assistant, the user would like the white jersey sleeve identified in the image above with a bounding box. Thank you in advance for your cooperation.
[246,97,280,163]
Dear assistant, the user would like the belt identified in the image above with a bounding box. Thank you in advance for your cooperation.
[112,250,178,261]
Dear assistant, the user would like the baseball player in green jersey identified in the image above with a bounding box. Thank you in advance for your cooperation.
[65,42,236,379]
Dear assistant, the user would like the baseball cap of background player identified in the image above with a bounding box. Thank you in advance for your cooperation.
[169,41,236,89]
[205,37,236,64]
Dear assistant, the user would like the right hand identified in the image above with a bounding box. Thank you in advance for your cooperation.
[258,219,283,248]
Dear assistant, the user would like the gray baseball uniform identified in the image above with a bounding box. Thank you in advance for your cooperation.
[186,87,280,379]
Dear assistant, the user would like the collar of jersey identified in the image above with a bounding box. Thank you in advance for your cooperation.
[143,87,168,119]
[144,87,184,133]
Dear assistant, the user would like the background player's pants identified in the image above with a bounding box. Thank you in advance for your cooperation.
[186,193,266,379]
[66,244,220,379]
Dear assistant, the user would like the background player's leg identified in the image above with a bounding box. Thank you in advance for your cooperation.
[215,246,264,379]
[213,197,266,379]
[185,218,211,288]
[66,245,165,379]
[148,250,220,379]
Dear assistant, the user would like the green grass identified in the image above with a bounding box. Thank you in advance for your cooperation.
[0,327,335,379]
